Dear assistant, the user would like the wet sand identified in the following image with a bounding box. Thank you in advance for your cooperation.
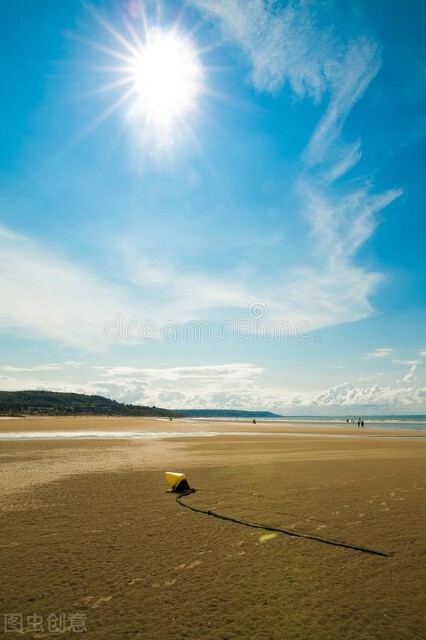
[0,417,425,639]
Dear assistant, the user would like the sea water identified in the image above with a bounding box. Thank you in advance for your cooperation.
[268,415,426,432]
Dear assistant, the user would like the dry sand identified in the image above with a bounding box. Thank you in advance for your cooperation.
[0,417,425,639]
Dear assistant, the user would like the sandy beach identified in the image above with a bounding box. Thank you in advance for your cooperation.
[0,417,425,639]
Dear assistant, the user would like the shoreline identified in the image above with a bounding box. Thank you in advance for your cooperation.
[0,415,424,437]
[1,429,424,441]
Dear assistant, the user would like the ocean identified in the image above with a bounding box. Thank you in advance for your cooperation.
[263,415,426,432]
[192,414,426,432]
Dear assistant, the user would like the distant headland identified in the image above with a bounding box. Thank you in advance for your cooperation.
[0,390,180,418]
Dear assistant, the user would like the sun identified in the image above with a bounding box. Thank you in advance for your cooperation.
[77,4,214,151]
[130,29,203,132]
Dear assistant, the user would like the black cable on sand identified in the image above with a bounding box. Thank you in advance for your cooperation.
[175,493,390,558]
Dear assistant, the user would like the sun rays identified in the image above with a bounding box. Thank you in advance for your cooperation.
[78,2,207,153]
[129,28,203,131]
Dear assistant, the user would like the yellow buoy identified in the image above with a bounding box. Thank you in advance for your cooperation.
[164,471,191,493]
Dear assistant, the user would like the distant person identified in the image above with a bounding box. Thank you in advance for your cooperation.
[361,420,364,428]
[357,419,361,428]
[346,419,349,423]
[253,419,256,424]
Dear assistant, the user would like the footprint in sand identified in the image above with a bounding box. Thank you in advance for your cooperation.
[79,595,111,609]
[316,525,327,531]
[174,560,202,570]
[91,595,113,609]
[83,529,103,534]
[128,578,143,586]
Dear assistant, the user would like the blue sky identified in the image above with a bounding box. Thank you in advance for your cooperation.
[1,0,425,413]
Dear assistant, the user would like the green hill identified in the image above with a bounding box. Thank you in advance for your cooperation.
[0,390,180,417]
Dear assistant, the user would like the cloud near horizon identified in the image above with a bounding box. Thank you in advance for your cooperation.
[2,360,425,413]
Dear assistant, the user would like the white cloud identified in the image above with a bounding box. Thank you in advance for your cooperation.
[278,185,401,326]
[93,363,265,404]
[322,140,362,183]
[392,359,422,366]
[97,363,264,381]
[366,348,394,359]
[190,0,380,175]
[190,0,332,97]
[188,0,401,331]
[89,361,426,411]
[0,225,132,349]
[2,359,425,412]
[0,215,396,346]
[115,179,400,334]
[120,251,253,313]
[397,365,418,386]
[0,362,83,373]
[309,380,426,410]
[304,37,381,167]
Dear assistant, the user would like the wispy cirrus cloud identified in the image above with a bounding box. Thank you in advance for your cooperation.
[278,184,401,326]
[397,365,418,386]
[303,36,381,168]
[191,0,333,97]
[366,348,394,359]
[0,362,83,373]
[190,0,381,174]
[190,0,401,329]
[97,363,264,381]
[0,225,131,349]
